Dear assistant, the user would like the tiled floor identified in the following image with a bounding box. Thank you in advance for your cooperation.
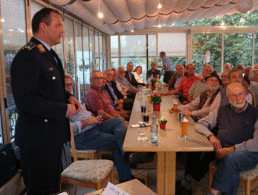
[61,166,258,195]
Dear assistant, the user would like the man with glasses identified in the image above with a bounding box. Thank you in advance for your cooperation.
[187,64,213,102]
[175,71,222,121]
[177,83,258,195]
[220,70,230,89]
[210,69,255,112]
[161,64,200,104]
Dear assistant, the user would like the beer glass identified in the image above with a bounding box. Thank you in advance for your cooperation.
[180,118,189,139]
[173,99,179,114]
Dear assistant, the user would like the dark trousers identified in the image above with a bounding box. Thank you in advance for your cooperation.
[185,152,216,182]
[164,71,174,84]
[20,147,63,195]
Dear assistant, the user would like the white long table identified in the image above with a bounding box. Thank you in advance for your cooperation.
[123,94,213,195]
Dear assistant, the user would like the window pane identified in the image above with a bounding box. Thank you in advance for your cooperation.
[192,34,222,74]
[224,33,252,69]
[111,35,119,68]
[89,29,95,71]
[121,35,147,82]
[102,36,106,69]
[31,0,45,19]
[95,32,99,70]
[83,26,90,86]
[64,16,75,80]
[255,33,258,65]
[148,34,156,71]
[99,34,103,71]
[2,0,26,143]
[0,107,3,144]
[76,22,83,102]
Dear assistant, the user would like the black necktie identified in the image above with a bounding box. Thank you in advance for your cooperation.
[50,49,62,68]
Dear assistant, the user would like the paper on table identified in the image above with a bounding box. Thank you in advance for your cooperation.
[103,182,130,195]
[130,121,151,128]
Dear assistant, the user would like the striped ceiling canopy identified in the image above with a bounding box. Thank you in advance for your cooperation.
[49,0,258,34]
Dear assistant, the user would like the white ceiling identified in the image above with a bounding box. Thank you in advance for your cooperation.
[50,0,258,35]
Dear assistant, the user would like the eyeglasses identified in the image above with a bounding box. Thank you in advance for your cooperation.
[65,83,73,87]
[106,74,113,76]
[93,77,103,80]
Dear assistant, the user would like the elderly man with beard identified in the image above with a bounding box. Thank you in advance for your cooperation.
[172,71,222,122]
[176,83,258,195]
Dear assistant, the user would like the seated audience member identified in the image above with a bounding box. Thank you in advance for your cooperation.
[220,70,230,89]
[104,69,133,115]
[255,64,258,69]
[65,75,140,183]
[224,62,232,70]
[117,66,137,99]
[197,83,258,195]
[173,71,221,121]
[125,62,145,87]
[244,66,252,85]
[167,64,185,91]
[161,64,200,104]
[210,69,255,112]
[147,61,161,80]
[133,66,144,84]
[236,64,244,73]
[85,70,126,122]
[187,64,213,102]
[112,68,128,97]
[197,64,208,79]
[249,69,258,106]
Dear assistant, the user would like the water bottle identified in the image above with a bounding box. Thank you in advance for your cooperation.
[150,115,158,143]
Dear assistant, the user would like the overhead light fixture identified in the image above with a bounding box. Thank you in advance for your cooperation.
[236,0,253,13]
[98,0,103,18]
[1,19,5,22]
[49,0,76,6]
[171,23,175,26]
[158,24,161,28]
[158,0,162,9]
[131,30,134,32]
[220,21,225,26]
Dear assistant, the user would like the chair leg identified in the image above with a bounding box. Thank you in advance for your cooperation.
[110,169,114,184]
[245,180,251,195]
[73,185,77,195]
[208,168,214,190]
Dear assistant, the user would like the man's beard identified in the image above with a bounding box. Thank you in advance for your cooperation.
[229,99,246,109]
[208,85,220,92]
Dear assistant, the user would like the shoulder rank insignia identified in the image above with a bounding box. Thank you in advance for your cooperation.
[23,42,36,51]
[37,44,46,53]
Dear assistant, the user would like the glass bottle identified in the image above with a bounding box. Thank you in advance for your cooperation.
[150,115,158,143]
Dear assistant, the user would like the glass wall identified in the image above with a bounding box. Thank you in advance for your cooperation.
[76,22,83,102]
[89,29,95,71]
[95,32,100,70]
[99,34,103,71]
[64,16,76,82]
[83,26,90,87]
[2,0,27,142]
[121,35,147,81]
[111,35,119,68]
[224,33,252,68]
[148,34,156,69]
[255,33,258,65]
[192,34,222,74]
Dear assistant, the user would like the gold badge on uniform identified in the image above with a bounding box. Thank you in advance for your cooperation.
[37,44,46,53]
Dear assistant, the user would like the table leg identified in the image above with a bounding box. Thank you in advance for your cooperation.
[157,152,176,195]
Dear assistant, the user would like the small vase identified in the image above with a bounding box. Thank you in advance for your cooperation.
[151,86,156,91]
[160,123,166,130]
[153,104,160,111]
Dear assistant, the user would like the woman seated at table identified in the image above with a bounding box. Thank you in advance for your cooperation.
[133,66,144,84]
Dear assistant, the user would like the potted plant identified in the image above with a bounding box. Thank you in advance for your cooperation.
[151,94,162,111]
[151,79,156,91]
[158,116,167,130]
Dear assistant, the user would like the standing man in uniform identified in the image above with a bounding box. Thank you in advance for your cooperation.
[159,51,174,84]
[11,8,81,195]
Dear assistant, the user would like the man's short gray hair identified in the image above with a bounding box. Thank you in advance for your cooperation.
[176,64,184,69]
[105,69,112,74]
[118,66,125,71]
[90,70,101,79]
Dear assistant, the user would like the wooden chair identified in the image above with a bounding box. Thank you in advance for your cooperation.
[209,160,258,195]
[70,148,101,160]
[60,123,114,195]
